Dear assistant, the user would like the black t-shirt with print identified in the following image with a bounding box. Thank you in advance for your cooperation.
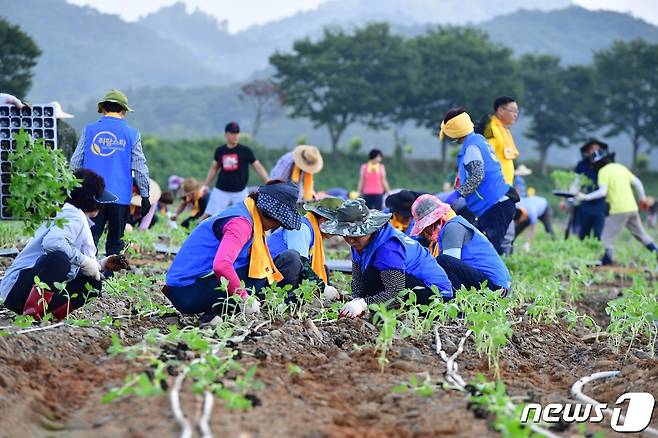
[213,144,256,192]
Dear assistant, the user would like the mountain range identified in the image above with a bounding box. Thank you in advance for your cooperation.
[4,0,658,104]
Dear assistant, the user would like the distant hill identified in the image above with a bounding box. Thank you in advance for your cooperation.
[479,6,658,64]
[2,0,228,104]
[140,0,571,80]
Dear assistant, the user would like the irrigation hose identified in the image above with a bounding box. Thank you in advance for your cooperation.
[171,370,193,438]
[198,391,214,438]
[571,371,658,437]
[432,325,561,438]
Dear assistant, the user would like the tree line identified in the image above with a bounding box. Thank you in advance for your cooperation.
[3,18,657,173]
[269,23,658,173]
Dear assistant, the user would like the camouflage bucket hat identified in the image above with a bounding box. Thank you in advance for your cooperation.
[303,196,344,220]
[319,198,391,237]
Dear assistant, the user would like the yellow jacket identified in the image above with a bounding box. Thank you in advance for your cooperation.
[484,115,519,185]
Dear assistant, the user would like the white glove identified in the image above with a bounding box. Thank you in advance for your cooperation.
[574,192,586,202]
[240,295,261,315]
[0,93,24,108]
[522,241,531,252]
[322,285,340,301]
[80,256,101,281]
[339,298,367,318]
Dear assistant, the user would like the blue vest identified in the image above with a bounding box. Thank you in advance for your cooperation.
[166,203,254,287]
[267,216,315,259]
[353,223,452,296]
[82,116,139,204]
[439,216,511,288]
[456,133,509,216]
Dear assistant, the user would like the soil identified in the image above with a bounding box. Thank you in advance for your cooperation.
[0,250,656,438]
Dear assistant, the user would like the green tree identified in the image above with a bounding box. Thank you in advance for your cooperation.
[270,23,415,154]
[593,39,658,170]
[404,27,522,172]
[0,18,41,98]
[520,55,598,175]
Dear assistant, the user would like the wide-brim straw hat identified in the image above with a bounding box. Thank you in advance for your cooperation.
[320,198,391,237]
[131,179,162,207]
[515,164,533,177]
[177,177,201,198]
[293,145,324,174]
[303,196,344,220]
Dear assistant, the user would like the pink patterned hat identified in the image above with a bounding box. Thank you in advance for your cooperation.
[410,194,452,237]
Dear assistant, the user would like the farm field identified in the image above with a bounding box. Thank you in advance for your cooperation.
[0,220,656,438]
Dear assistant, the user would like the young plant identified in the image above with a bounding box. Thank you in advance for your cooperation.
[7,131,80,233]
[370,303,402,372]
[606,278,658,357]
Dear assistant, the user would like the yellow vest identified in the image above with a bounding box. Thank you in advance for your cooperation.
[485,115,519,185]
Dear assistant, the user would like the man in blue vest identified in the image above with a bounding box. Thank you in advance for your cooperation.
[70,89,150,255]
[439,107,516,255]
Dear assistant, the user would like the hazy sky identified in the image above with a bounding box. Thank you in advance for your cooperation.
[67,0,658,32]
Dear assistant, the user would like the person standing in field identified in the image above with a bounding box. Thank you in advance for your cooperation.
[573,139,609,240]
[483,96,521,255]
[440,108,516,255]
[357,149,390,210]
[576,150,657,265]
[268,144,324,201]
[70,89,150,256]
[200,122,269,219]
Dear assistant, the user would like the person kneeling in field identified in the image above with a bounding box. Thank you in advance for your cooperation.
[576,149,658,265]
[163,181,302,321]
[409,194,511,296]
[0,169,128,320]
[267,197,344,301]
[320,199,453,318]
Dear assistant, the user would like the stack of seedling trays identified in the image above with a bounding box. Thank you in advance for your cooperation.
[0,104,58,219]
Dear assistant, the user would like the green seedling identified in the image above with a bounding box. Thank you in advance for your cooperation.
[7,131,80,233]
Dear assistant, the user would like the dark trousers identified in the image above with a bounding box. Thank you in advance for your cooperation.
[515,206,556,239]
[361,265,437,305]
[577,206,605,240]
[3,251,102,315]
[436,254,504,292]
[363,194,384,211]
[164,250,302,315]
[91,203,130,255]
[477,199,515,255]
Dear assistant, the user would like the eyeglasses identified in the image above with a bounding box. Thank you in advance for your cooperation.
[501,106,520,115]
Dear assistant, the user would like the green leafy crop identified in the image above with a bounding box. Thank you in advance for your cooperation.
[7,130,79,232]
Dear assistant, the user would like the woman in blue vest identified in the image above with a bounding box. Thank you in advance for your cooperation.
[267,197,344,301]
[410,194,511,295]
[439,108,517,255]
[320,199,453,318]
[164,181,302,321]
